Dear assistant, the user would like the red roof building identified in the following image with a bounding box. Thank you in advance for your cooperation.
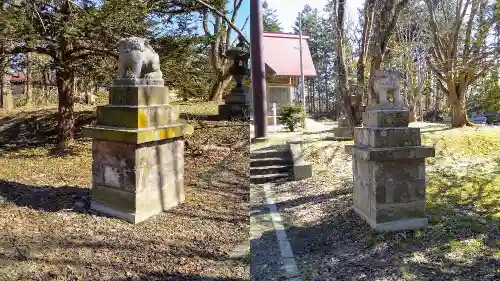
[9,73,26,83]
[250,32,317,123]
[263,32,317,78]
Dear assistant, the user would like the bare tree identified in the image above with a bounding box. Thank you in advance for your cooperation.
[394,3,428,121]
[425,0,497,127]
[202,0,248,101]
[356,0,376,107]
[367,0,410,106]
[333,0,358,132]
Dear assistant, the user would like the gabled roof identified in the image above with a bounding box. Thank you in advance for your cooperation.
[262,32,317,77]
[2,74,26,83]
[10,74,26,83]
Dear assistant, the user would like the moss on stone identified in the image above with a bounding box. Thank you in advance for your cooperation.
[83,124,194,144]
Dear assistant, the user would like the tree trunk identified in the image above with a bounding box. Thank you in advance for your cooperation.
[209,72,232,102]
[449,92,472,127]
[56,67,75,147]
[356,0,375,106]
[408,93,417,122]
[336,0,358,131]
[25,52,33,106]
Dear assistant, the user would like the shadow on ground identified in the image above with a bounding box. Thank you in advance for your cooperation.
[0,109,95,153]
[250,166,500,281]
[114,272,248,281]
[0,180,91,212]
[0,108,251,280]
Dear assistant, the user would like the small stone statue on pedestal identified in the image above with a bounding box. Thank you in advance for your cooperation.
[369,69,408,110]
[83,37,193,224]
[345,68,435,232]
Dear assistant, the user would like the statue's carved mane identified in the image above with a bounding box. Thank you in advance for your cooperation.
[118,37,154,52]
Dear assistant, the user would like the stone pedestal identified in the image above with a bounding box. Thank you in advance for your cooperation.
[83,81,193,224]
[2,93,13,111]
[333,118,353,139]
[219,87,250,121]
[346,110,435,231]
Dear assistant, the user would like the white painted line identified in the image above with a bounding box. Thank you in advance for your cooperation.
[263,184,302,281]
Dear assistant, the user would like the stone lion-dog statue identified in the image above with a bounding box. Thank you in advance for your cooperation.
[372,69,406,109]
[117,37,163,82]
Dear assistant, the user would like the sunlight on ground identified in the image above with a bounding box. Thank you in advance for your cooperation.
[0,102,250,280]
[267,123,500,280]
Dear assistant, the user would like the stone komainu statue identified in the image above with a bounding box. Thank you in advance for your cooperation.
[117,37,163,81]
[372,69,406,109]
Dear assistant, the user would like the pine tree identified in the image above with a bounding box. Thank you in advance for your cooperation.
[263,1,283,32]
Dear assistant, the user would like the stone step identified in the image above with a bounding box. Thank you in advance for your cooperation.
[251,149,289,159]
[250,173,293,185]
[250,165,293,176]
[250,157,292,167]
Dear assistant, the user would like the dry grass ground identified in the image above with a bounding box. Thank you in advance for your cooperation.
[263,124,499,281]
[0,102,250,281]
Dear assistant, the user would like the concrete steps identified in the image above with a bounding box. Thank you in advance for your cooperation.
[251,149,293,184]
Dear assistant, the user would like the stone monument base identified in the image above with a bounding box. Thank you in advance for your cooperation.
[353,206,428,231]
[346,109,435,232]
[333,118,353,140]
[2,93,13,111]
[219,103,250,121]
[333,127,352,139]
[219,87,250,121]
[87,135,187,224]
[83,97,193,224]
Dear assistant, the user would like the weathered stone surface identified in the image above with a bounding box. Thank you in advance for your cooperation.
[333,127,352,138]
[371,68,406,109]
[114,78,164,86]
[219,104,250,121]
[288,143,312,180]
[347,106,434,231]
[96,104,179,129]
[91,137,185,223]
[338,118,349,127]
[354,127,421,148]
[116,37,163,82]
[109,86,170,106]
[347,145,435,161]
[223,88,249,104]
[353,159,425,182]
[363,110,409,128]
[376,201,426,223]
[83,123,193,144]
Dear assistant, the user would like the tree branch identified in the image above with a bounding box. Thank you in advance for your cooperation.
[180,0,248,45]
[8,45,57,58]
[226,0,243,49]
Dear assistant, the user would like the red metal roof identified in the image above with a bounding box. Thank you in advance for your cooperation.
[3,74,26,83]
[10,74,26,83]
[262,32,317,77]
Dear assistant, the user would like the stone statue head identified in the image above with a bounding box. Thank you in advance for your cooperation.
[372,68,406,110]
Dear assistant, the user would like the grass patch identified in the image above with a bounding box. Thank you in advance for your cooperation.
[275,125,500,280]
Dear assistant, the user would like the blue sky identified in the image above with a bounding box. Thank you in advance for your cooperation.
[238,0,250,38]
[199,0,250,43]
[266,0,365,32]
